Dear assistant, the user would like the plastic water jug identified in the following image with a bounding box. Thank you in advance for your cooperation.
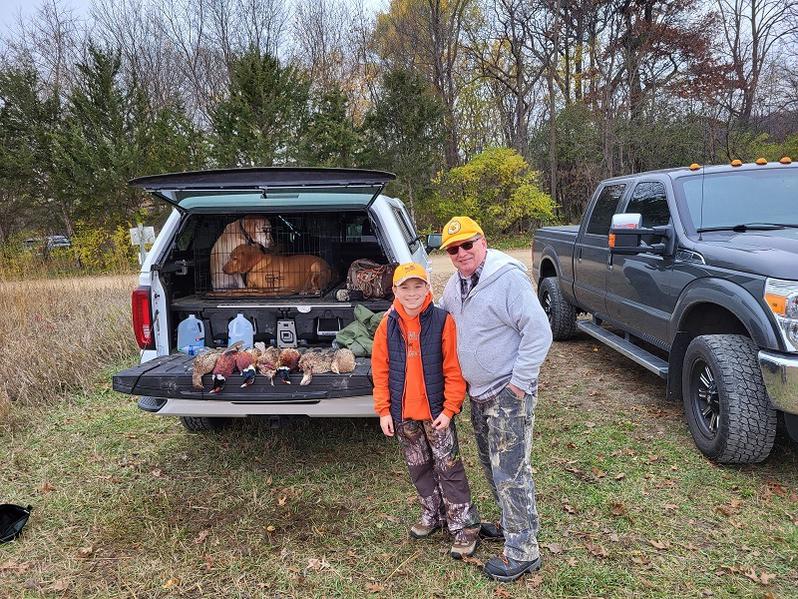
[177,314,205,355]
[228,313,255,349]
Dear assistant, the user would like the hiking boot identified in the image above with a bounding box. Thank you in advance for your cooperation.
[409,521,441,539]
[449,525,481,560]
[484,554,542,583]
[479,521,504,542]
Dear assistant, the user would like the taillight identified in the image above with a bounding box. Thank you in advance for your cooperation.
[132,285,155,349]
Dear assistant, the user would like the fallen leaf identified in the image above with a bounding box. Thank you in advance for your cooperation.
[591,466,606,479]
[462,555,485,567]
[525,573,544,588]
[664,503,678,512]
[306,557,329,571]
[193,530,210,544]
[649,539,670,550]
[266,525,276,532]
[566,557,578,567]
[162,577,179,589]
[40,481,56,494]
[366,582,386,593]
[562,502,577,514]
[76,545,95,558]
[493,587,512,598]
[0,560,31,573]
[768,483,787,497]
[151,468,163,478]
[278,495,287,506]
[610,502,627,517]
[47,579,70,592]
[203,554,214,571]
[631,554,650,565]
[584,542,608,558]
[614,472,626,481]
[542,542,564,554]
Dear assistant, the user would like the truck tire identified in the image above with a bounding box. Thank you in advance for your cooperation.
[539,277,578,340]
[179,416,231,432]
[682,335,776,464]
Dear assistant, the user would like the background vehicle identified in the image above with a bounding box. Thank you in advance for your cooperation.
[533,161,798,463]
[113,168,431,431]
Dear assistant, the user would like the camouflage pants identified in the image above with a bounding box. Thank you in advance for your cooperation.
[470,387,540,561]
[395,419,480,534]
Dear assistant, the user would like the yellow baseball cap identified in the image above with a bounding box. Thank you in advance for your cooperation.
[440,216,484,249]
[393,262,430,286]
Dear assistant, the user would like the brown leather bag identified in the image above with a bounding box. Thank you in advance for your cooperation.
[345,259,394,299]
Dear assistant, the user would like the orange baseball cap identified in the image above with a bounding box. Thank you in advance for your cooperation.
[393,262,430,286]
[440,216,484,249]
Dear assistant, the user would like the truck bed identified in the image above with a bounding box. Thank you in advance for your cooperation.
[113,354,373,402]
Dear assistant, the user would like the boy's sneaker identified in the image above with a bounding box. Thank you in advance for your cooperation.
[449,525,481,559]
[409,521,441,539]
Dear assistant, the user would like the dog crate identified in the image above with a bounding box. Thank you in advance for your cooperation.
[192,212,385,299]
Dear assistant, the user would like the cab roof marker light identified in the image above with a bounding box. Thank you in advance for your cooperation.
[755,157,767,165]
[731,159,743,167]
[689,163,701,171]
[780,156,792,164]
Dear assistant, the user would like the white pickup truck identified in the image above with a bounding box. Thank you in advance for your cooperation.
[112,168,436,431]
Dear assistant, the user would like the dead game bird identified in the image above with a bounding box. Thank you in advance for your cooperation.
[209,341,244,394]
[330,348,356,374]
[192,349,222,389]
[298,349,335,386]
[256,345,281,385]
[235,351,256,387]
[276,347,302,384]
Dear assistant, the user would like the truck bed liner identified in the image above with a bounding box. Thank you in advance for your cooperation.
[113,353,373,401]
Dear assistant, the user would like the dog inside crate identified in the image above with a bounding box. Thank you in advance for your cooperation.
[202,212,383,298]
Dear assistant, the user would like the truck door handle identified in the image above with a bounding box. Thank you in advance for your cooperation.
[576,247,583,262]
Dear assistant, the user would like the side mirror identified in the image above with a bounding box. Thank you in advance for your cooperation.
[426,233,442,252]
[609,213,675,256]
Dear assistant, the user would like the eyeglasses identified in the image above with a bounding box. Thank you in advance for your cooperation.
[445,240,476,255]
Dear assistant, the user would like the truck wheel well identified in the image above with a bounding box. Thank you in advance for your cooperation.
[667,303,751,403]
[539,259,557,282]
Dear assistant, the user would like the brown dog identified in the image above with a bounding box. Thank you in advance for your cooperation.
[222,243,332,295]
[210,216,276,290]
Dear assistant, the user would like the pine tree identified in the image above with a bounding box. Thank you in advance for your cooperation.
[294,85,361,167]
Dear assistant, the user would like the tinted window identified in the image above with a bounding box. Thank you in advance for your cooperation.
[393,207,420,252]
[586,184,626,235]
[678,170,798,230]
[627,182,670,227]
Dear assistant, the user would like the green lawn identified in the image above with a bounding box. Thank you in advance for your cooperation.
[2,337,797,598]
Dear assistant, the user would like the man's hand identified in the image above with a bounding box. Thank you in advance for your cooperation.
[379,414,395,436]
[432,412,451,431]
[506,382,525,399]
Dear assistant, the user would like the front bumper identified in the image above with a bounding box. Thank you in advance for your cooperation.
[758,350,798,415]
[138,395,376,418]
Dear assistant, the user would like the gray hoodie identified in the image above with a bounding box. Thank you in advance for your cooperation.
[438,249,553,399]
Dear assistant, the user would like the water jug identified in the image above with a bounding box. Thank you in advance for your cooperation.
[177,314,205,355]
[228,313,255,349]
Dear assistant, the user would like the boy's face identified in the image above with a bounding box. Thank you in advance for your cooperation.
[393,278,429,312]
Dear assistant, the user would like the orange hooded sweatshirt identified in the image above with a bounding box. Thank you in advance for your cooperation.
[371,292,467,420]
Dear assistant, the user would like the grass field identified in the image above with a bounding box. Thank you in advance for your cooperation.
[1,272,797,598]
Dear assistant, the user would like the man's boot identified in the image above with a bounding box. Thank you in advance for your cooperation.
[484,554,542,582]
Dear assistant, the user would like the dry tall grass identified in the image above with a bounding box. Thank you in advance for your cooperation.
[0,275,138,415]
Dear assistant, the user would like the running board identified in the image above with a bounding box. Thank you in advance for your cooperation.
[577,320,669,378]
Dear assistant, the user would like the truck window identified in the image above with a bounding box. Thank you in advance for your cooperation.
[586,184,626,236]
[392,206,421,252]
[626,182,670,227]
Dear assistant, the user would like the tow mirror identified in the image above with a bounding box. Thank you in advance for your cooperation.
[609,213,675,256]
[426,233,442,252]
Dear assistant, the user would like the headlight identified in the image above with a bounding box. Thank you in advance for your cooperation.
[764,278,798,352]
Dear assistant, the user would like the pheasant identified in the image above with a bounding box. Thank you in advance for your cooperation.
[209,341,244,394]
[235,351,256,388]
[256,346,281,385]
[276,348,302,384]
[192,349,222,390]
[330,348,356,374]
[298,349,335,386]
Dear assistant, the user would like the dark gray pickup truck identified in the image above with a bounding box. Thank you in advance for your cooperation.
[532,160,798,464]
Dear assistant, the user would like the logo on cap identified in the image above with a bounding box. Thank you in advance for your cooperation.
[447,220,462,235]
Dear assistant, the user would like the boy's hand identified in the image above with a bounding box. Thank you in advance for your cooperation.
[432,413,451,431]
[380,414,395,437]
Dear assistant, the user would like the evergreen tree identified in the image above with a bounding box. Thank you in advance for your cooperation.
[359,68,445,224]
[294,85,360,167]
[211,49,309,167]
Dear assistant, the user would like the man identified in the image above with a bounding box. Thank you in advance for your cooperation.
[437,216,553,583]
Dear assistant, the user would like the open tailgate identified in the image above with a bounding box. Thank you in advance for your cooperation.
[113,354,373,401]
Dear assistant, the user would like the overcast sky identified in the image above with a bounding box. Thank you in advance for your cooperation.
[0,0,386,36]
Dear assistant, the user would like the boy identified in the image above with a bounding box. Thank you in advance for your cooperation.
[371,262,482,559]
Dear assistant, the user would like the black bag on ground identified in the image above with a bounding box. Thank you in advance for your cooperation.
[0,503,32,543]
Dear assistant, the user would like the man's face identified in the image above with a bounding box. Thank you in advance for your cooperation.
[393,278,429,312]
[446,236,487,277]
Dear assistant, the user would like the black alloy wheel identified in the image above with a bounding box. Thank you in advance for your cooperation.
[537,277,578,340]
[689,358,720,439]
[541,287,554,324]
